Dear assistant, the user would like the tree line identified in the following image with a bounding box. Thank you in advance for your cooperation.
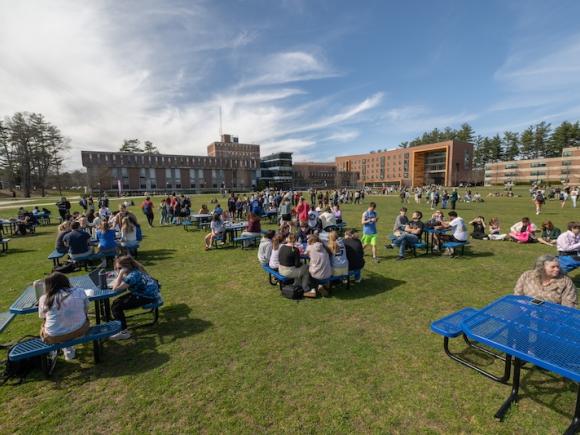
[0,112,70,197]
[398,120,580,168]
[119,138,159,153]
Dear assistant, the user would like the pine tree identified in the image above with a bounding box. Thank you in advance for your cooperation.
[143,140,159,154]
[520,126,535,159]
[455,123,475,143]
[503,131,520,160]
[533,121,551,157]
[120,139,142,153]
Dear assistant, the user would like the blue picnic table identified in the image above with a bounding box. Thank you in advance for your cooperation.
[10,275,121,324]
[437,295,580,434]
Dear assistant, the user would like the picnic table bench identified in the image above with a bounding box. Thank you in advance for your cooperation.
[1,238,10,253]
[0,311,16,334]
[48,249,66,267]
[431,295,580,434]
[9,320,122,372]
[233,234,261,249]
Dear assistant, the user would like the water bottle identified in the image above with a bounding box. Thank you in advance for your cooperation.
[98,269,107,289]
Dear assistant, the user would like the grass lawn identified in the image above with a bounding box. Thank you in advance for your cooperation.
[0,188,578,433]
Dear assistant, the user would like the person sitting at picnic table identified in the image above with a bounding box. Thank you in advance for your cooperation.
[39,272,90,361]
[240,212,262,247]
[327,230,349,277]
[109,256,161,340]
[343,229,364,283]
[212,203,223,217]
[306,210,322,233]
[278,233,312,296]
[204,214,225,250]
[268,234,283,270]
[199,204,210,215]
[513,254,577,308]
[436,211,468,255]
[426,210,444,228]
[392,207,409,234]
[296,221,310,244]
[305,234,332,298]
[55,221,72,254]
[537,220,561,247]
[120,217,138,252]
[509,217,537,243]
[258,230,275,265]
[64,221,92,260]
[392,211,425,260]
[96,221,117,254]
[99,204,110,220]
[319,207,337,231]
[487,217,507,240]
[556,221,580,256]
[469,216,487,240]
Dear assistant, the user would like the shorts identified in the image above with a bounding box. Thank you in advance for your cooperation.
[361,234,377,246]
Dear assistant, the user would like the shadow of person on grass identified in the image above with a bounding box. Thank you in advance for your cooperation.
[332,271,405,300]
[138,248,177,266]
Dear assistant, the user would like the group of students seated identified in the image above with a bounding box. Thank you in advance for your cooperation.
[38,255,161,364]
[258,226,365,298]
[55,204,141,262]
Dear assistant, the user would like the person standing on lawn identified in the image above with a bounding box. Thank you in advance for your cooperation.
[361,201,380,263]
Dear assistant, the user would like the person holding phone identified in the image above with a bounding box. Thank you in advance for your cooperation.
[361,202,379,263]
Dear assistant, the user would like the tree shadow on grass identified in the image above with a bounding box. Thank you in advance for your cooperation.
[332,271,405,300]
[138,248,177,266]
[1,248,37,255]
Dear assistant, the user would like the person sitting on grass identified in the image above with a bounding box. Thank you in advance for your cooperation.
[327,230,349,277]
[537,220,561,247]
[392,211,424,261]
[436,211,468,255]
[487,217,507,240]
[343,229,365,283]
[278,233,312,296]
[509,217,537,243]
[556,221,580,256]
[268,234,284,270]
[258,230,275,265]
[240,212,261,247]
[204,213,225,251]
[39,272,89,361]
[513,254,577,308]
[305,234,332,298]
[110,256,161,340]
[55,221,72,254]
[469,216,487,240]
[64,221,92,260]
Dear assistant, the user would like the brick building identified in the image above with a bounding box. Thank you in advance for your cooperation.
[335,140,475,187]
[82,135,260,194]
[484,147,580,185]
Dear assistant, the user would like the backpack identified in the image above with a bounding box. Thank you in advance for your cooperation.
[281,284,304,300]
[536,193,544,203]
[1,336,43,385]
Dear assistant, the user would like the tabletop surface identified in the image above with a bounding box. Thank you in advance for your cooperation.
[462,295,580,382]
[191,214,212,218]
[10,275,119,314]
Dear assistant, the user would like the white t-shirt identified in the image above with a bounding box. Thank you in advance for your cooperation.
[450,217,468,241]
[269,247,280,269]
[38,287,88,337]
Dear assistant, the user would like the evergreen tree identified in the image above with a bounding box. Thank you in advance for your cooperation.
[549,121,580,156]
[520,126,535,159]
[533,121,551,157]
[455,123,475,143]
[503,131,520,160]
[143,140,159,154]
[120,139,142,153]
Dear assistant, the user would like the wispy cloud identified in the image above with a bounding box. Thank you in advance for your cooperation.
[381,105,477,135]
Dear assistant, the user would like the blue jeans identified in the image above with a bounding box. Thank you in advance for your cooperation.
[394,234,418,257]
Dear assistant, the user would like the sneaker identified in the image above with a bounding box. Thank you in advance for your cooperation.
[396,256,405,261]
[317,285,329,297]
[304,289,317,298]
[109,329,131,340]
[385,243,394,249]
[63,347,76,361]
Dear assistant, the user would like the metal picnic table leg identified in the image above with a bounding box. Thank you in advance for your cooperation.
[564,385,580,435]
[495,357,522,421]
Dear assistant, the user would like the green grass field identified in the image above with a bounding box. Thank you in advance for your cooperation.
[0,189,578,433]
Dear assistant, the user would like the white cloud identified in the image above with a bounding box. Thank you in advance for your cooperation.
[380,105,478,135]
[321,130,360,142]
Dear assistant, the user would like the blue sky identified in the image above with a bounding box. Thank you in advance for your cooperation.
[1,0,580,168]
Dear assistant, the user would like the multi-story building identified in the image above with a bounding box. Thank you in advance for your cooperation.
[259,152,294,189]
[335,140,475,187]
[484,147,580,185]
[292,162,359,189]
[207,134,260,159]
[82,134,260,194]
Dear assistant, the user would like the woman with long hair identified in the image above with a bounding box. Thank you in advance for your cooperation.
[39,272,90,361]
[109,256,160,340]
[120,216,138,251]
[513,255,577,308]
[305,234,332,297]
[537,220,561,247]
[55,221,71,254]
[509,217,537,243]
[487,217,507,240]
[327,230,349,277]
